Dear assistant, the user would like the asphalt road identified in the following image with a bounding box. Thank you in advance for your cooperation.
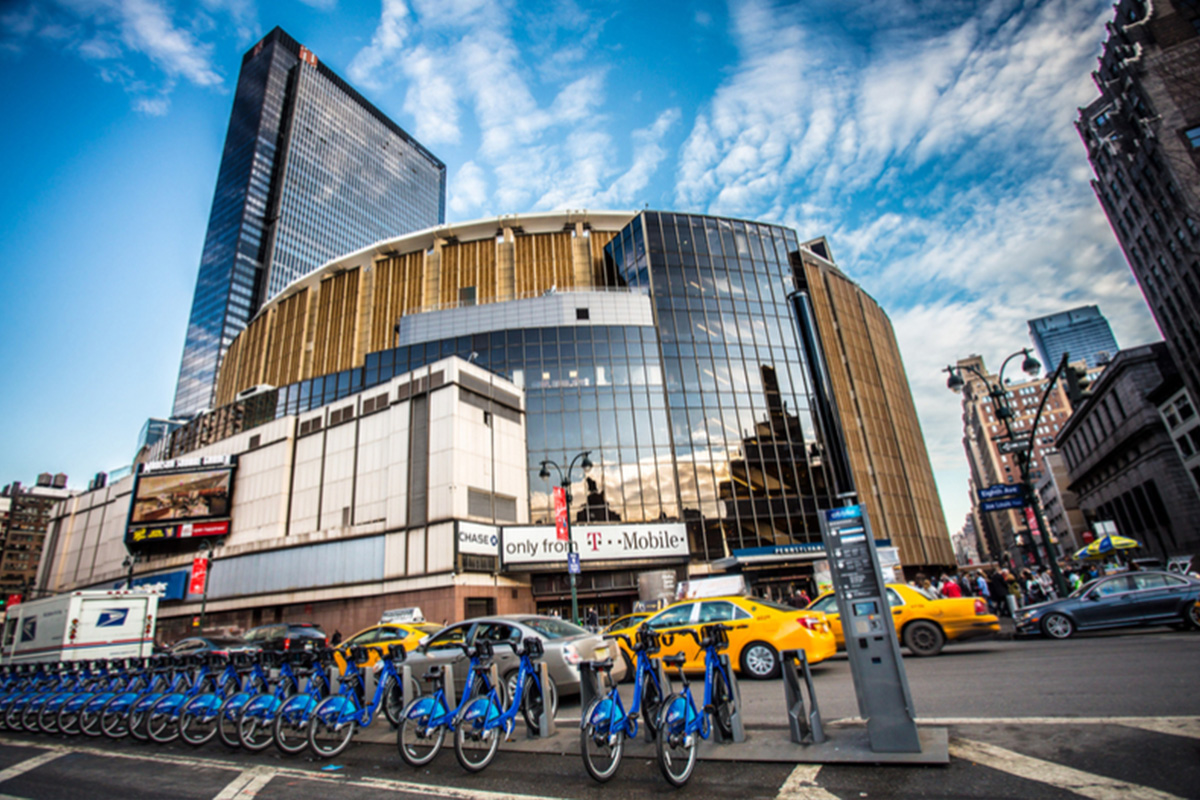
[0,626,1195,800]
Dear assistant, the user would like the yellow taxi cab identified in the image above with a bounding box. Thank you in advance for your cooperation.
[603,612,651,634]
[333,621,444,670]
[806,583,1000,656]
[606,595,836,679]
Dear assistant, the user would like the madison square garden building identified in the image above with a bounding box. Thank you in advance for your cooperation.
[41,211,952,637]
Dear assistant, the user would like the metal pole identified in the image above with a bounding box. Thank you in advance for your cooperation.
[567,488,578,627]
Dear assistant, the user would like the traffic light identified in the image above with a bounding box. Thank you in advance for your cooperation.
[1063,364,1091,405]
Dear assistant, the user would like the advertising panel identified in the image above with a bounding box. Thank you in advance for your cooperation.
[502,523,688,567]
[125,456,235,548]
[111,570,190,601]
[457,521,500,557]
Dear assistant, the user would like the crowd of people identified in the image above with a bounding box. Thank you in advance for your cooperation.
[908,564,1101,617]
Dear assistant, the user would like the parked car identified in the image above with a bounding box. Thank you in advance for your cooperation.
[242,622,327,652]
[333,621,444,670]
[606,595,837,680]
[807,583,1000,657]
[1014,570,1200,639]
[167,635,257,657]
[403,615,624,714]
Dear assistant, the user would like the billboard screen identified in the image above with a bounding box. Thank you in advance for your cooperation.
[126,457,235,547]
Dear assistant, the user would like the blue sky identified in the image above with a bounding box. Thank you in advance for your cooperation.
[0,0,1160,541]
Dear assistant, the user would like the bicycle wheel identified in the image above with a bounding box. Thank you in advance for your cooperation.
[148,696,180,743]
[38,702,61,734]
[79,703,104,737]
[4,704,24,732]
[521,675,558,733]
[580,696,624,783]
[711,670,734,741]
[307,696,356,759]
[273,696,313,755]
[100,697,130,739]
[179,699,219,747]
[128,696,153,741]
[397,704,445,767]
[656,693,697,787]
[382,677,405,727]
[453,714,501,773]
[20,703,40,731]
[216,695,245,748]
[58,702,82,735]
[640,673,662,740]
[238,695,276,751]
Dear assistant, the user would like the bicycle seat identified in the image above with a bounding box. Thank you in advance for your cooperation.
[421,666,443,683]
[662,653,686,667]
[590,658,615,672]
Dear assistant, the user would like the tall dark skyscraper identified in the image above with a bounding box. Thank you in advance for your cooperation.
[1028,305,1119,370]
[1077,1,1200,403]
[173,27,446,418]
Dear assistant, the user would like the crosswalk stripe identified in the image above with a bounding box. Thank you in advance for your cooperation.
[949,737,1185,800]
[213,766,276,800]
[775,764,839,800]
[0,752,65,784]
[1114,717,1200,741]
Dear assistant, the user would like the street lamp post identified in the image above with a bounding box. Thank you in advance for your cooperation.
[945,349,1070,598]
[538,451,593,626]
[122,551,140,590]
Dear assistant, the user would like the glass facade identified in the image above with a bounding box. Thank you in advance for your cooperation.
[173,27,446,418]
[228,211,842,563]
[1028,305,1119,371]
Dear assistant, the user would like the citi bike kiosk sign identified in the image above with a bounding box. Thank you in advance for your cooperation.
[820,504,921,753]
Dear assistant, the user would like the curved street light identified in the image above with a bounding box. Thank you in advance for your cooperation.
[538,450,592,626]
[945,349,1070,598]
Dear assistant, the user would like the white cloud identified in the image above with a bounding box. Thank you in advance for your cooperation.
[448,161,488,217]
[117,0,221,86]
[347,0,409,91]
[400,45,461,145]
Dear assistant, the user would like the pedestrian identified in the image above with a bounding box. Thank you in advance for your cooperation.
[1005,571,1022,616]
[988,570,1008,616]
[942,575,962,598]
[330,630,342,646]
[586,607,599,631]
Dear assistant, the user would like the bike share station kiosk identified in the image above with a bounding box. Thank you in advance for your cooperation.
[786,504,947,763]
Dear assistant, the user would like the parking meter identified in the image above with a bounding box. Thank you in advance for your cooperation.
[820,504,921,752]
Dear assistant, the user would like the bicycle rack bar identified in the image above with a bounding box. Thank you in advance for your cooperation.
[401,664,418,711]
[578,660,605,719]
[647,658,671,743]
[442,665,457,708]
[781,649,825,744]
[530,660,556,739]
[711,653,746,744]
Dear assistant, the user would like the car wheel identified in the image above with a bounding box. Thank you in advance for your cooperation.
[903,620,945,657]
[739,641,780,680]
[1041,612,1074,640]
[1185,601,1200,631]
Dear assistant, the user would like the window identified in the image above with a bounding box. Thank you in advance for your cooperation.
[1185,125,1200,149]
[459,286,476,306]
[649,603,695,628]
[698,601,751,623]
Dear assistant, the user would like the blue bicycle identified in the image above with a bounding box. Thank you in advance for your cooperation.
[306,643,409,758]
[177,653,247,746]
[396,640,497,767]
[454,636,548,772]
[272,648,334,755]
[215,652,274,747]
[237,652,304,750]
[656,623,736,787]
[579,624,666,782]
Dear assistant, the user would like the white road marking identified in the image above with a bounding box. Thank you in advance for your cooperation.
[0,751,65,784]
[949,737,1186,800]
[775,764,839,800]
[1113,717,1200,741]
[213,766,276,800]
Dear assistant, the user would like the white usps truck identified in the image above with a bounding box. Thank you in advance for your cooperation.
[1,590,160,664]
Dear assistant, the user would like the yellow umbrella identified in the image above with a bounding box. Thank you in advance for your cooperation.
[1073,534,1141,560]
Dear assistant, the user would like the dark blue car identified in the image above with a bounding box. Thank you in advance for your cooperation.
[1014,570,1200,639]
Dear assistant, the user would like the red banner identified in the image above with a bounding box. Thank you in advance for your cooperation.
[1024,507,1040,535]
[189,557,209,595]
[6,594,22,608]
[553,486,569,542]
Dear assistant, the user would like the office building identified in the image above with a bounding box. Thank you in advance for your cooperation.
[172,27,446,419]
[954,355,1077,566]
[2,474,73,600]
[42,211,955,631]
[1028,306,1119,371]
[1057,342,1200,561]
[1076,0,1200,413]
